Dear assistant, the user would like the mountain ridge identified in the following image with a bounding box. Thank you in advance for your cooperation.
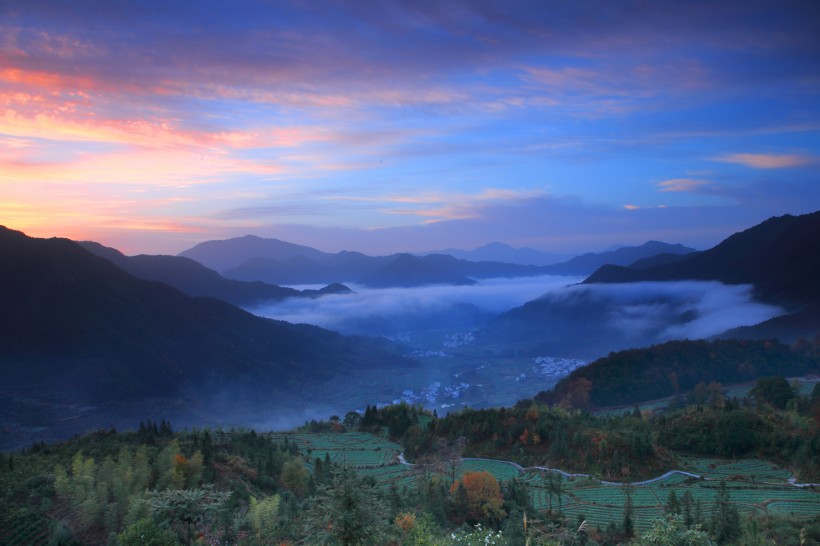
[179,236,693,287]
[0,226,412,443]
[585,212,820,309]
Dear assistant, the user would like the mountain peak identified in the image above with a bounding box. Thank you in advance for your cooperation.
[360,253,476,288]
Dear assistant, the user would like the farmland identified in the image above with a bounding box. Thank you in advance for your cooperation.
[280,431,820,533]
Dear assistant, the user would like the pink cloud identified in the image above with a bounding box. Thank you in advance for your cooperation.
[657,178,710,192]
[714,153,816,169]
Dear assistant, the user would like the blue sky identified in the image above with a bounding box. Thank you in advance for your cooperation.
[1,0,818,254]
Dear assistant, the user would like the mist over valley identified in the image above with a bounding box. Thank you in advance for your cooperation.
[1,211,818,452]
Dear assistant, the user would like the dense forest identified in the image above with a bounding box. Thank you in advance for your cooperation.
[1,373,819,545]
[535,337,820,408]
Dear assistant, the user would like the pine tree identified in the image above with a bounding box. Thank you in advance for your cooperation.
[665,490,681,516]
[301,465,389,545]
[622,485,635,538]
[710,481,741,544]
[682,490,694,528]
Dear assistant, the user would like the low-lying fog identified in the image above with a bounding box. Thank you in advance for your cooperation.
[250,275,579,335]
[250,276,784,344]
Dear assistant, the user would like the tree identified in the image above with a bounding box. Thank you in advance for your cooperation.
[710,481,740,544]
[751,376,795,409]
[681,490,694,528]
[438,437,466,485]
[664,490,681,517]
[147,485,229,546]
[343,411,362,430]
[247,494,281,543]
[394,512,439,545]
[301,465,390,545]
[715,411,757,457]
[449,471,506,525]
[633,514,714,546]
[280,459,309,498]
[622,485,635,538]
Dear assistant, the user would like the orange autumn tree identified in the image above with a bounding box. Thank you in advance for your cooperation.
[449,471,506,525]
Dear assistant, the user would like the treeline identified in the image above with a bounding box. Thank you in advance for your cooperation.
[399,377,820,483]
[535,337,819,408]
[0,425,316,545]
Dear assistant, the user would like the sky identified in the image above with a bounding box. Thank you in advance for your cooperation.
[1,0,819,256]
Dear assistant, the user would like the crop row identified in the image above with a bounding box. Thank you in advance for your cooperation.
[356,465,418,489]
[571,487,666,507]
[0,510,51,546]
[767,500,820,516]
[457,459,522,482]
[679,457,791,483]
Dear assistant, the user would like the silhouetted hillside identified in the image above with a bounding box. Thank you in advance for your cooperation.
[0,226,411,413]
[359,254,476,288]
[585,212,820,308]
[79,241,303,306]
[430,241,572,266]
[628,252,693,270]
[179,234,330,272]
[542,241,696,276]
[225,255,336,285]
[420,254,542,278]
[182,235,692,286]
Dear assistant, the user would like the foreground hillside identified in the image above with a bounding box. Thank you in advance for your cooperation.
[1,377,818,545]
[0,227,413,449]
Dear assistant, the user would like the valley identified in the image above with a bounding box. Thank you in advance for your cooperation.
[2,212,820,544]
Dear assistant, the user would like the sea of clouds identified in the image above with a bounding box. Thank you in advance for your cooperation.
[249,276,784,341]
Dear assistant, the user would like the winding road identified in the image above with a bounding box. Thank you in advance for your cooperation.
[398,453,820,488]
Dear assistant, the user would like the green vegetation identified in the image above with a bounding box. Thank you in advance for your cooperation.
[536,338,818,408]
[1,376,819,545]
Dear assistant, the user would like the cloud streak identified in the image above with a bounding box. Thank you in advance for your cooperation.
[657,178,710,192]
[713,153,817,169]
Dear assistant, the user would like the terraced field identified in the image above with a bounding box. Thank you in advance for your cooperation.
[0,507,53,546]
[679,456,793,483]
[279,431,820,532]
[272,432,403,468]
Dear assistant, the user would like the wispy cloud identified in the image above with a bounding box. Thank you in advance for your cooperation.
[336,188,550,223]
[714,153,817,169]
[0,1,818,255]
[657,178,710,192]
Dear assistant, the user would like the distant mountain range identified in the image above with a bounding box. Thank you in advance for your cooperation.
[430,242,574,266]
[542,241,696,276]
[78,241,351,307]
[0,226,412,446]
[179,236,694,287]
